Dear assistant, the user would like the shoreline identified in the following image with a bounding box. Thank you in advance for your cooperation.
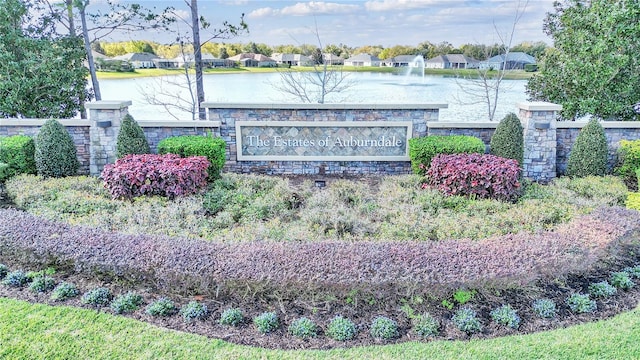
[95,67,534,80]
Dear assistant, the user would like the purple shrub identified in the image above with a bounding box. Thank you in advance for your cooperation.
[101,154,209,199]
[0,207,637,301]
[426,153,521,202]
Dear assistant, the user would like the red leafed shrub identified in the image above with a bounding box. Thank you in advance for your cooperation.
[426,153,521,202]
[101,154,210,199]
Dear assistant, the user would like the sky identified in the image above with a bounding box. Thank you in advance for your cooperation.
[91,0,556,48]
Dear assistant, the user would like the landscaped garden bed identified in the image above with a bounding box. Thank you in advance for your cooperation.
[1,174,639,350]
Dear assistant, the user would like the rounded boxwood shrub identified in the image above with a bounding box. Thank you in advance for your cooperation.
[0,135,36,178]
[28,276,56,293]
[157,135,226,179]
[50,282,80,301]
[81,287,113,307]
[408,135,485,175]
[452,307,482,334]
[116,114,150,159]
[110,292,144,314]
[288,317,319,339]
[180,301,208,322]
[490,112,524,166]
[35,119,79,178]
[413,313,439,338]
[490,304,521,329]
[146,298,178,317]
[566,118,608,178]
[369,316,399,340]
[219,307,244,326]
[326,315,358,341]
[253,312,279,334]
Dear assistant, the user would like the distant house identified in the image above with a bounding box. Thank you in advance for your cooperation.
[228,53,277,67]
[322,53,344,65]
[425,54,479,69]
[344,53,381,67]
[479,52,536,70]
[111,52,159,69]
[383,55,422,67]
[271,53,312,66]
[155,53,234,69]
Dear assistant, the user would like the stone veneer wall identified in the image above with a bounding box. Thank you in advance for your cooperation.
[4,101,640,180]
[204,103,445,175]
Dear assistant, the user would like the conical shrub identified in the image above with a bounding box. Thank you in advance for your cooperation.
[490,112,524,166]
[116,114,150,158]
[35,119,79,178]
[566,118,608,177]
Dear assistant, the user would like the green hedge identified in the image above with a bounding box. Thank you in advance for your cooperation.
[566,118,608,178]
[157,135,226,179]
[0,135,36,179]
[490,113,524,167]
[408,135,485,175]
[616,139,640,188]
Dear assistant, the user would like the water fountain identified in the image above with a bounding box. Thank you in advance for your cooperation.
[403,55,425,84]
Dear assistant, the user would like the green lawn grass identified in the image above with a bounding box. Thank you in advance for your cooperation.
[96,67,533,80]
[1,297,638,360]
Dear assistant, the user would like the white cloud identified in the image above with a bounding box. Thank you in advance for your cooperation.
[364,0,447,12]
[280,2,361,16]
[247,7,280,18]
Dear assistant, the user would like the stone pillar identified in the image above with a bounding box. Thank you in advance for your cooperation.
[518,101,562,183]
[85,100,132,176]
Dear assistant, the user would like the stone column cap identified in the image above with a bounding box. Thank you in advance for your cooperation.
[517,101,562,111]
[85,100,132,110]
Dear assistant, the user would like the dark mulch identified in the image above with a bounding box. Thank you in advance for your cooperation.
[1,252,639,350]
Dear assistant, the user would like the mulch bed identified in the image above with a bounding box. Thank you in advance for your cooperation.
[1,180,640,349]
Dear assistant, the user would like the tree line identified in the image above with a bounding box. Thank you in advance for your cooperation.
[95,39,549,62]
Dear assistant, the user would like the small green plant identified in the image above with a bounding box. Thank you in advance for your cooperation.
[1,270,29,287]
[288,317,319,339]
[441,299,454,310]
[219,308,244,326]
[110,292,144,314]
[145,298,178,317]
[34,119,79,178]
[0,263,8,279]
[565,118,608,178]
[28,276,56,293]
[116,114,150,158]
[609,271,634,290]
[452,307,482,334]
[413,313,440,338]
[453,289,476,305]
[623,265,640,279]
[490,304,521,329]
[180,301,209,322]
[566,293,597,314]
[532,298,557,319]
[50,282,80,301]
[326,315,358,341]
[588,281,617,298]
[81,287,113,307]
[369,316,399,340]
[253,312,279,334]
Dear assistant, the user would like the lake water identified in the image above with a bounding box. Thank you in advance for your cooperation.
[100,72,528,122]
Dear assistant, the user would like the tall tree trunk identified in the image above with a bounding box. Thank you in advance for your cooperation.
[79,2,101,101]
[66,0,88,118]
[190,0,205,120]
